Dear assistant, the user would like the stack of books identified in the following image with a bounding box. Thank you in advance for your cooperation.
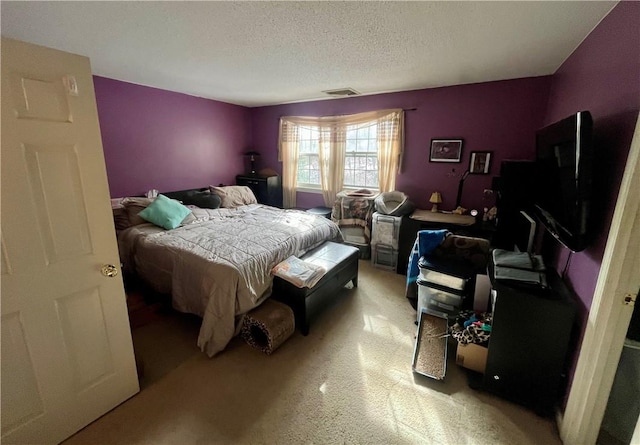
[492,249,547,288]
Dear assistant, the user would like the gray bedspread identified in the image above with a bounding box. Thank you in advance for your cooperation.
[118,204,342,356]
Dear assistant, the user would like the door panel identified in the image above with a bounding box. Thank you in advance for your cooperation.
[1,37,139,445]
[1,312,45,436]
[24,143,92,262]
[56,287,114,390]
[11,72,72,123]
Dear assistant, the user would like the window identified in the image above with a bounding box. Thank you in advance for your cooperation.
[296,121,380,190]
[344,122,379,189]
[278,109,403,209]
[296,126,321,188]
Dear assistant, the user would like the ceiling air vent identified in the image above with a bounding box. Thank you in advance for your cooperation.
[322,87,360,97]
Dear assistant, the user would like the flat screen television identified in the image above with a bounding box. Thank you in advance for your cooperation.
[534,111,593,252]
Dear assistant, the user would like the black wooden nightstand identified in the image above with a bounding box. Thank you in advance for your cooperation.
[236,174,283,208]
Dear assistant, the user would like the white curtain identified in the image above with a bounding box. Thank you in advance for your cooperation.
[278,109,404,207]
[377,110,404,192]
[278,119,299,208]
[318,123,346,206]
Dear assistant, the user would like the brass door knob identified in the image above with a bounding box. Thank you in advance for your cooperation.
[101,264,119,277]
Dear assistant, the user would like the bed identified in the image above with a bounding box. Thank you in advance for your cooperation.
[115,187,342,356]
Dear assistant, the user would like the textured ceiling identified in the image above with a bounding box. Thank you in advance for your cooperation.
[1,1,616,107]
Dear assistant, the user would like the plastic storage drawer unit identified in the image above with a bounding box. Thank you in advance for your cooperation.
[372,244,398,271]
[417,279,466,321]
[371,213,402,249]
[417,256,470,290]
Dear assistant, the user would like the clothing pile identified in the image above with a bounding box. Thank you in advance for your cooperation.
[449,310,492,345]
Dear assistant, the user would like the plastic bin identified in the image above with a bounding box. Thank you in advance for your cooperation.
[418,256,469,291]
[417,279,465,321]
[371,244,398,271]
[371,212,402,249]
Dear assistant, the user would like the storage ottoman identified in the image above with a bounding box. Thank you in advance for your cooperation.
[272,241,359,335]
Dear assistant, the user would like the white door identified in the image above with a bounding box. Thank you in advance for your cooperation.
[1,38,139,444]
[560,113,640,445]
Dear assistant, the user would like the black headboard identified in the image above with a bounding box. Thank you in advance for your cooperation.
[164,187,222,209]
[133,187,222,209]
[161,187,209,202]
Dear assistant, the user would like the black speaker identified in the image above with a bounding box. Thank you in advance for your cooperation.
[493,160,537,250]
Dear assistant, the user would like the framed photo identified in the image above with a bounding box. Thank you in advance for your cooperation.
[429,139,463,163]
[469,151,492,174]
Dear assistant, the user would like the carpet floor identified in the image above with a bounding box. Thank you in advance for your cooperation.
[64,260,563,445]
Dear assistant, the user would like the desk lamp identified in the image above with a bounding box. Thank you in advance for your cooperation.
[429,192,442,212]
[244,151,261,174]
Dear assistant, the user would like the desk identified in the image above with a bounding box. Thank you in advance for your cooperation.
[396,210,479,274]
[410,210,476,226]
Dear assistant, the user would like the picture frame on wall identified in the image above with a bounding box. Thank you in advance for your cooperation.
[469,151,492,174]
[429,139,463,163]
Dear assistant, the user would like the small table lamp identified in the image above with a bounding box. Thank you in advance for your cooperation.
[244,151,261,174]
[429,192,442,212]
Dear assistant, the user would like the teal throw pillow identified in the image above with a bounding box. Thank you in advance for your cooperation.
[138,194,192,230]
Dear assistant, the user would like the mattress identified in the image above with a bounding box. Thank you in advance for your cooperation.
[118,204,342,356]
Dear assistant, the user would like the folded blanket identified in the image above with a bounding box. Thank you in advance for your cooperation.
[272,256,327,288]
[405,230,449,305]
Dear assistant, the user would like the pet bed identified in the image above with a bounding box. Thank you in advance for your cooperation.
[374,191,414,216]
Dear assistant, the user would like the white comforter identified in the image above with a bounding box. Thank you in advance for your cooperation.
[119,204,342,356]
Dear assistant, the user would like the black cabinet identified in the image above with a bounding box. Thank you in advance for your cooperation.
[493,160,537,250]
[484,262,576,415]
[236,174,283,208]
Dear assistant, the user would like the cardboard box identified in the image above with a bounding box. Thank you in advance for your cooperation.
[455,343,488,373]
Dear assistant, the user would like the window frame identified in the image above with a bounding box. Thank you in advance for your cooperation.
[295,120,380,192]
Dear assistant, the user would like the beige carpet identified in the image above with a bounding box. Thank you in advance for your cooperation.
[64,261,562,445]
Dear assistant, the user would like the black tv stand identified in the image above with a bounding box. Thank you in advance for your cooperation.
[481,257,576,415]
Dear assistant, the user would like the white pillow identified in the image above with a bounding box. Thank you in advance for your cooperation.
[209,185,257,208]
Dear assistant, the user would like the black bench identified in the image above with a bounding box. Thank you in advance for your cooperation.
[272,241,359,335]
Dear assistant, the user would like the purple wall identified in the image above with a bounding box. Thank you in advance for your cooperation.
[543,1,640,324]
[251,77,551,211]
[541,1,640,405]
[90,3,638,413]
[94,76,252,197]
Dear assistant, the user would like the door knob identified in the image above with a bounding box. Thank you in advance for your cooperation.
[101,264,119,277]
